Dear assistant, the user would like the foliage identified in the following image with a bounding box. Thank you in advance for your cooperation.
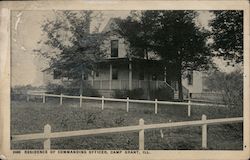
[34,11,105,94]
[11,85,43,94]
[149,87,174,101]
[116,11,213,100]
[210,11,243,64]
[113,88,144,99]
[115,11,156,59]
[11,85,45,100]
[204,69,243,116]
[46,83,100,97]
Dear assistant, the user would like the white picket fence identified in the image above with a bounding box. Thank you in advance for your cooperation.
[11,115,243,150]
[26,92,228,117]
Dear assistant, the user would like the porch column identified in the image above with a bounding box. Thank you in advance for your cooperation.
[109,64,112,90]
[164,66,167,82]
[129,61,132,90]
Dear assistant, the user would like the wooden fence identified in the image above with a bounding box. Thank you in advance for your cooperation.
[11,115,243,150]
[26,92,228,117]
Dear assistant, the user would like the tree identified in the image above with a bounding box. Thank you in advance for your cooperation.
[210,11,243,64]
[117,11,212,100]
[205,69,243,116]
[34,11,104,95]
[115,11,160,99]
[152,11,213,100]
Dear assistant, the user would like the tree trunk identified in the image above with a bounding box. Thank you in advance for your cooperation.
[80,65,84,95]
[145,49,151,100]
[177,72,183,101]
[177,63,183,101]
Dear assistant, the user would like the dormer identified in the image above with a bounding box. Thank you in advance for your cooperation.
[101,18,129,59]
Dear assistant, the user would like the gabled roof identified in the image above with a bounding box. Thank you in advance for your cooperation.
[102,18,120,33]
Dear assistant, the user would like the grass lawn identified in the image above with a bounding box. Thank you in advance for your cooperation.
[11,98,243,150]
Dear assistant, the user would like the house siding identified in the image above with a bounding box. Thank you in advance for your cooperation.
[101,34,129,58]
[182,71,204,93]
[43,70,62,85]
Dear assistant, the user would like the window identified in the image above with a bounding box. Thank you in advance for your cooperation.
[112,66,118,80]
[111,40,118,57]
[139,71,144,80]
[53,70,61,79]
[187,71,193,85]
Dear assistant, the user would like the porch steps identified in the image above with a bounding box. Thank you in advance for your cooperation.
[174,91,179,100]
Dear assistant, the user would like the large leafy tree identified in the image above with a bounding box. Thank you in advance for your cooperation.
[152,11,212,100]
[210,10,243,64]
[35,11,104,94]
[117,11,212,100]
[116,11,159,98]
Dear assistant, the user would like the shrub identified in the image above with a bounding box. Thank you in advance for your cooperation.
[113,88,144,99]
[46,83,64,95]
[149,86,174,101]
[11,85,44,100]
[113,90,127,99]
[46,83,100,97]
[204,69,243,116]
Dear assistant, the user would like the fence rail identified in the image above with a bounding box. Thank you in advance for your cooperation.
[26,92,228,117]
[11,115,243,150]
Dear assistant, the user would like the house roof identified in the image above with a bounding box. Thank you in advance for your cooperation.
[101,18,120,33]
[42,67,52,72]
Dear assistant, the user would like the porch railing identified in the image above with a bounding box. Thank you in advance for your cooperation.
[84,80,172,90]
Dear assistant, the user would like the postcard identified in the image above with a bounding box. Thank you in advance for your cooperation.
[0,0,249,160]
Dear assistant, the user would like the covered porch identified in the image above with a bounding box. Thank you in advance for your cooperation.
[86,58,174,91]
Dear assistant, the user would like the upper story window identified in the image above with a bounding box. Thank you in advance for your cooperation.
[53,70,62,79]
[187,71,193,85]
[111,40,118,57]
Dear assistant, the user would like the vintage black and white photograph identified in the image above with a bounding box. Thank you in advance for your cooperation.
[10,9,244,150]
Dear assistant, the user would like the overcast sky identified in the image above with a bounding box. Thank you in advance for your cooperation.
[11,10,234,87]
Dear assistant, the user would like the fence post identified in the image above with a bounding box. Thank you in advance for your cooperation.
[188,100,191,117]
[139,119,144,150]
[126,97,129,112]
[42,93,46,103]
[44,124,51,150]
[101,96,104,110]
[201,114,207,149]
[80,94,82,107]
[155,99,158,114]
[60,93,63,105]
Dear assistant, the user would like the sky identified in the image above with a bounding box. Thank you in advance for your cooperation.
[11,10,235,87]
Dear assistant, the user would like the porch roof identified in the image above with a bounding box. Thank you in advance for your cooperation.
[97,57,166,65]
